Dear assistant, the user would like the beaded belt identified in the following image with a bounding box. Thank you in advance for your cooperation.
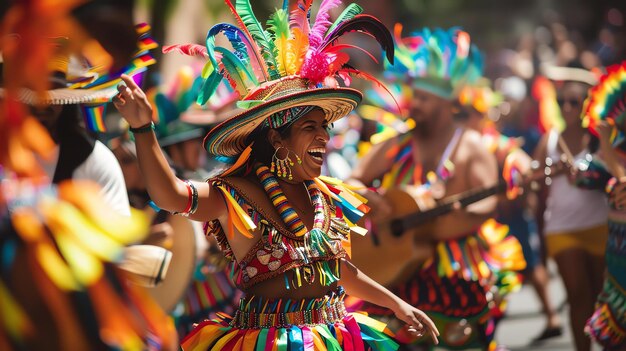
[229,288,349,328]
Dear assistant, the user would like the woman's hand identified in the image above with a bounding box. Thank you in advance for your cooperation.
[113,74,153,128]
[392,300,440,344]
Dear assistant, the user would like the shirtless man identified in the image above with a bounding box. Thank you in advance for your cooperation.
[348,28,511,350]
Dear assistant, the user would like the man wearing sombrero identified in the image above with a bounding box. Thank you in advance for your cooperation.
[347,27,521,350]
[113,0,439,350]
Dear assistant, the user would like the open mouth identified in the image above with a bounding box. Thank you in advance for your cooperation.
[307,147,326,164]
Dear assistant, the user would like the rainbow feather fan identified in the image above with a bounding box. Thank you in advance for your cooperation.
[163,0,394,105]
[582,61,626,147]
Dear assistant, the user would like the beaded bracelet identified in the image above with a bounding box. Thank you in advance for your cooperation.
[173,180,199,217]
[129,121,155,134]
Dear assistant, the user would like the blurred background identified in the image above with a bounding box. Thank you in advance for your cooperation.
[119,0,625,88]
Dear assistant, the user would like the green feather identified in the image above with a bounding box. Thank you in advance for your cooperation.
[197,69,223,105]
[215,47,257,96]
[326,3,363,35]
[267,9,290,76]
[236,0,281,80]
[427,38,444,78]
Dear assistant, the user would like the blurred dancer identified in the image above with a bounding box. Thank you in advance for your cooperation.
[533,66,608,351]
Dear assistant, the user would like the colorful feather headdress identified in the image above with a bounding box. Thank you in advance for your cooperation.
[0,23,157,133]
[384,25,483,100]
[164,0,394,159]
[582,61,626,146]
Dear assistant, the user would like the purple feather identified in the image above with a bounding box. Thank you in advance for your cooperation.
[309,0,342,49]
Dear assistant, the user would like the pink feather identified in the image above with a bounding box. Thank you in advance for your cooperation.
[162,44,208,58]
[300,50,330,84]
[309,0,342,49]
[290,0,314,36]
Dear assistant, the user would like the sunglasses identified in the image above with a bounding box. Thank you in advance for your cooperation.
[556,98,581,108]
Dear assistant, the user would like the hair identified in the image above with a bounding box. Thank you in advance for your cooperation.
[249,122,293,168]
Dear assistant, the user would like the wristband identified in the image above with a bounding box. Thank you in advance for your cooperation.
[129,121,155,134]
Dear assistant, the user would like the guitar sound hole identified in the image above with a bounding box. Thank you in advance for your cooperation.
[390,220,404,237]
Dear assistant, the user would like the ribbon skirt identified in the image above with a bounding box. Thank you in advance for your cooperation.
[180,286,398,351]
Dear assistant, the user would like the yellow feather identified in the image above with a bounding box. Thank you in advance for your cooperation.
[275,36,289,76]
[287,28,309,75]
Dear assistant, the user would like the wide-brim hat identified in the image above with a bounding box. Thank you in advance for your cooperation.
[203,77,362,158]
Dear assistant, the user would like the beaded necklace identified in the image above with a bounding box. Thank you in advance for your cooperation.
[255,164,325,237]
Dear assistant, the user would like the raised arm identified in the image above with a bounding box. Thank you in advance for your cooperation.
[340,258,439,344]
[113,74,226,222]
[597,121,626,179]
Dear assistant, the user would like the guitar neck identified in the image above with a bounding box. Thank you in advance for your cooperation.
[391,181,506,235]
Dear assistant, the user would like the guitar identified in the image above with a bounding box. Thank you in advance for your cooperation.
[351,157,572,288]
[350,182,507,288]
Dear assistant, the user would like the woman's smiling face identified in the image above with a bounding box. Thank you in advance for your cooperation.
[270,108,330,181]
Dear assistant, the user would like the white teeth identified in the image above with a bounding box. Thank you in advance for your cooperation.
[307,148,326,154]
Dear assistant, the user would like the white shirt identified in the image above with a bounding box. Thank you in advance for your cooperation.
[543,130,608,234]
[41,140,131,216]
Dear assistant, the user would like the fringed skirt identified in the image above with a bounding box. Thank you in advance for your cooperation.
[174,268,243,338]
[586,219,626,349]
[180,286,398,351]
[350,219,525,350]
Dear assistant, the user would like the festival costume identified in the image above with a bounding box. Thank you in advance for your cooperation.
[167,0,400,349]
[351,27,524,350]
[180,166,397,350]
[583,61,626,349]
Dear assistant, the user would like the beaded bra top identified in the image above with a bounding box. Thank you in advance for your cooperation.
[205,164,369,290]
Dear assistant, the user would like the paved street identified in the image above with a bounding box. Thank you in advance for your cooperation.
[494,261,602,351]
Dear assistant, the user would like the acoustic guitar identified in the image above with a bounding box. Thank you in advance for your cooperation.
[350,181,508,288]
[351,158,572,288]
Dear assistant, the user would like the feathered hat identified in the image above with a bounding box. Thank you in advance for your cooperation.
[0,23,157,132]
[582,61,626,146]
[151,65,238,147]
[384,25,483,100]
[164,0,394,159]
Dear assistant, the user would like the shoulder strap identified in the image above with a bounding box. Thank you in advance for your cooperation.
[546,129,559,158]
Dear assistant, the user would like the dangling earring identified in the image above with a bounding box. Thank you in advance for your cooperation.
[271,147,295,180]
